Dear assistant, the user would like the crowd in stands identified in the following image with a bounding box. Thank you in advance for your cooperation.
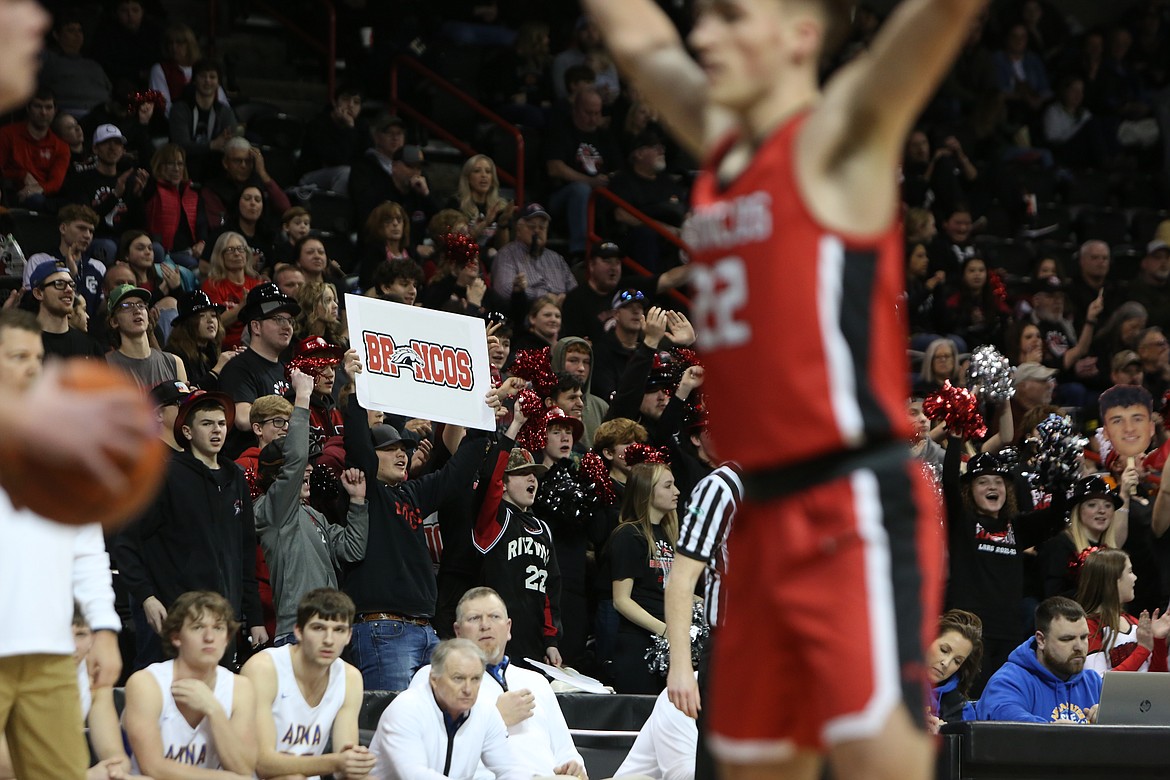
[4,1,1170,760]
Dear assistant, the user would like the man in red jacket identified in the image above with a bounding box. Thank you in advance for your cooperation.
[0,88,70,207]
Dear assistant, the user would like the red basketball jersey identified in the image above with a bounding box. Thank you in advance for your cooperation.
[686,112,912,472]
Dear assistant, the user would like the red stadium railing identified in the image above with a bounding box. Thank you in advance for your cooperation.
[587,188,691,306]
[208,0,337,103]
[388,55,525,209]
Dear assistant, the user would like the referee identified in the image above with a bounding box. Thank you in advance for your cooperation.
[664,463,743,780]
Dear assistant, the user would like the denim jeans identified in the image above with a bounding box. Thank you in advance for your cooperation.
[272,632,299,647]
[349,619,439,692]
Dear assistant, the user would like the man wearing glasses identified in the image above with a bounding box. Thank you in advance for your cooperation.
[218,282,301,458]
[202,135,292,231]
[30,262,103,358]
[105,283,187,387]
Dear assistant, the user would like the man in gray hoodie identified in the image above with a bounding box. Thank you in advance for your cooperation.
[550,335,609,449]
[254,367,370,646]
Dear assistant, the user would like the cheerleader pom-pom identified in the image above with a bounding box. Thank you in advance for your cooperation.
[923,381,987,439]
[1033,413,1087,489]
[510,348,557,397]
[579,451,616,505]
[968,345,1015,404]
[445,232,480,268]
[624,442,671,467]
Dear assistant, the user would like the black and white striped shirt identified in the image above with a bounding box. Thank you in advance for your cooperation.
[676,464,742,628]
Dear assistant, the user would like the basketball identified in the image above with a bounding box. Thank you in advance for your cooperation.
[0,360,167,530]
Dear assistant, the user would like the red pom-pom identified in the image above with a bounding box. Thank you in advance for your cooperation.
[510,348,558,398]
[989,271,1008,307]
[445,232,480,268]
[624,442,671,467]
[244,466,263,501]
[127,89,166,117]
[286,354,339,381]
[1070,545,1106,577]
[515,389,547,452]
[579,451,616,505]
[923,381,987,439]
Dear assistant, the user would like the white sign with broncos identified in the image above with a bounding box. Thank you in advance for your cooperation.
[346,294,495,430]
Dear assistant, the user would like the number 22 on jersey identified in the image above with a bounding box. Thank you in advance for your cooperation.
[692,256,751,352]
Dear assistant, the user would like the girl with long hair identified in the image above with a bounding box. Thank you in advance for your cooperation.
[296,282,346,347]
[1076,548,1170,674]
[936,255,1010,351]
[200,231,261,348]
[118,229,193,299]
[926,610,984,732]
[452,154,513,253]
[1038,475,1132,599]
[606,461,680,694]
[359,201,412,291]
[164,290,235,389]
[213,185,276,275]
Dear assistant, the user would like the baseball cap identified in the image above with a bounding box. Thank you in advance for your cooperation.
[504,447,548,477]
[611,288,646,310]
[29,261,71,289]
[1014,362,1058,385]
[371,424,407,451]
[629,129,664,150]
[593,242,622,260]
[173,390,235,447]
[372,113,405,133]
[150,379,193,407]
[107,283,151,315]
[1031,275,1066,295]
[93,124,127,146]
[1112,350,1142,373]
[519,203,550,221]
[392,145,424,166]
[1148,240,1170,255]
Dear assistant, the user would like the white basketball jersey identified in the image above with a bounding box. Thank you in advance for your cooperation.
[130,660,235,772]
[268,644,347,775]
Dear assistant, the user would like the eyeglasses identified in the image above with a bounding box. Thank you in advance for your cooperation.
[261,417,290,429]
[223,246,249,256]
[616,290,646,304]
[42,279,76,291]
[266,315,296,326]
[117,301,148,312]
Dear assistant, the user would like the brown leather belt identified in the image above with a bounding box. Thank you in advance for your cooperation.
[355,611,430,626]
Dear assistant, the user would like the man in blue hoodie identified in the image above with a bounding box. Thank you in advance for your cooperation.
[977,596,1101,724]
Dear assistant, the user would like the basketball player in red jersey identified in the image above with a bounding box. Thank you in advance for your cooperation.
[584,1,990,778]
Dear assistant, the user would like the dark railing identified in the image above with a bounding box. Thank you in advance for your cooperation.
[389,55,525,208]
[587,188,691,306]
[208,0,337,103]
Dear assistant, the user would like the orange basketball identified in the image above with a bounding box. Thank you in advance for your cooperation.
[0,360,168,530]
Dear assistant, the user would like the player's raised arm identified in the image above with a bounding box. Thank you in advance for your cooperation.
[816,0,991,158]
[582,0,724,159]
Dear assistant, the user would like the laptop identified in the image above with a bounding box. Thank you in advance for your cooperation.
[1096,671,1170,726]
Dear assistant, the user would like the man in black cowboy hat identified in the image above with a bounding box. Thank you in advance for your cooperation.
[218,282,300,458]
[114,389,266,670]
